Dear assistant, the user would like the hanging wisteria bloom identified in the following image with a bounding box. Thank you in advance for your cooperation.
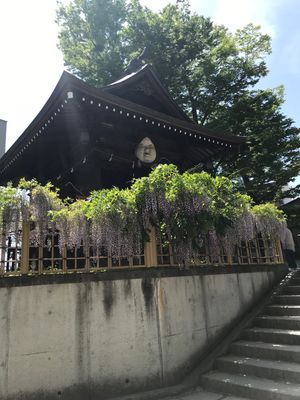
[87,188,142,258]
[52,200,89,252]
[28,183,63,245]
[219,210,256,255]
[252,203,286,239]
[0,185,28,239]
[0,166,286,270]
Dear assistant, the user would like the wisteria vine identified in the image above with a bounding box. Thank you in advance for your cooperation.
[0,165,286,264]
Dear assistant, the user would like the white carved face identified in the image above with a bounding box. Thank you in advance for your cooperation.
[135,137,156,163]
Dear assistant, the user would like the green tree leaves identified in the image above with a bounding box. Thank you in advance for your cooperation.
[217,87,300,203]
[56,0,300,203]
[56,0,126,85]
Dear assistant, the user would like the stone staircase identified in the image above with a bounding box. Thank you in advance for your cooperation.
[200,270,300,399]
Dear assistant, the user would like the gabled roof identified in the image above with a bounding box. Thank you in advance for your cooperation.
[0,68,245,181]
[103,64,191,122]
[281,197,300,208]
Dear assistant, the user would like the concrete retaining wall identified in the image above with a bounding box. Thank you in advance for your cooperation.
[0,265,287,400]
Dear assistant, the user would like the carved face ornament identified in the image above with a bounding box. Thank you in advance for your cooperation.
[135,137,156,164]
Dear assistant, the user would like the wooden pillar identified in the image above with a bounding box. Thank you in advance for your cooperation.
[276,237,284,263]
[226,252,233,265]
[144,226,158,267]
[21,221,30,274]
[0,229,6,274]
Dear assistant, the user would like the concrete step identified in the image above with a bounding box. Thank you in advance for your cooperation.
[262,305,300,316]
[283,286,300,295]
[163,388,250,399]
[215,354,300,383]
[201,371,300,400]
[230,340,300,363]
[291,278,300,285]
[241,327,300,345]
[197,273,300,399]
[254,316,300,330]
[274,295,300,305]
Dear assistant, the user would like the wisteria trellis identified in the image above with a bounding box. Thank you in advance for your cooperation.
[0,165,286,265]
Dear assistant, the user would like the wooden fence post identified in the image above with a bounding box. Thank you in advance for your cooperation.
[226,253,233,265]
[277,237,284,263]
[21,221,30,274]
[144,226,158,267]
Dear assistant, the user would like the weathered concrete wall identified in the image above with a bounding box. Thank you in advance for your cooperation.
[0,265,286,400]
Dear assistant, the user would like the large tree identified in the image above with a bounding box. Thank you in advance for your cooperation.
[216,87,300,203]
[56,0,127,84]
[56,0,300,203]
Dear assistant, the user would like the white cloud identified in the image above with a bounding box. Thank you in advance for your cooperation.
[139,0,278,37]
[213,0,278,37]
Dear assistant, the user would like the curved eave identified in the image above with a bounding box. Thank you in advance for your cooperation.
[102,64,191,122]
[0,71,245,174]
[70,72,245,144]
[281,197,300,209]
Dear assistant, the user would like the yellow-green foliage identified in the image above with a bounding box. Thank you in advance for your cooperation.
[252,202,285,222]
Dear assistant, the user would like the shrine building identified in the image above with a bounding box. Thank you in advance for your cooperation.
[0,64,245,197]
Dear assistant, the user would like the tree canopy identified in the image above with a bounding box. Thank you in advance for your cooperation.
[56,0,300,203]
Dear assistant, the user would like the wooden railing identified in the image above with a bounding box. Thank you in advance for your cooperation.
[0,223,284,276]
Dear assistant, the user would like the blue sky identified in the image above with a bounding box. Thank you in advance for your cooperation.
[0,0,299,152]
